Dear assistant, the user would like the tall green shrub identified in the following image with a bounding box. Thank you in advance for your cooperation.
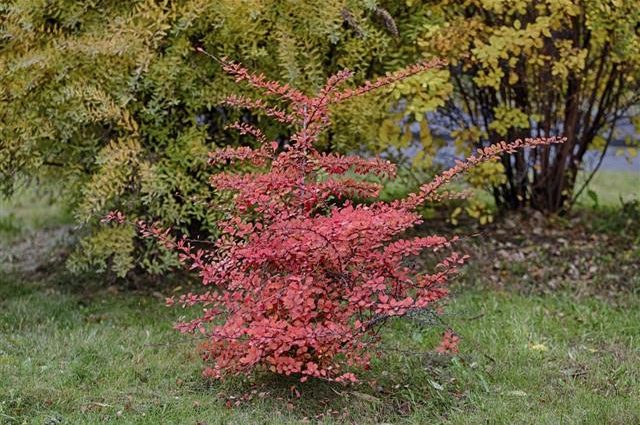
[0,1,450,276]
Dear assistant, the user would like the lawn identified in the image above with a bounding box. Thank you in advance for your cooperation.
[1,176,639,424]
[1,271,639,424]
[574,170,640,207]
[0,185,71,239]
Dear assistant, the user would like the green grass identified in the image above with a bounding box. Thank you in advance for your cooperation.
[0,185,72,240]
[575,170,640,208]
[1,272,638,424]
[444,291,640,424]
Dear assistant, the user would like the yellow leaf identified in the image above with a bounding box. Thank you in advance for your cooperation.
[528,343,548,352]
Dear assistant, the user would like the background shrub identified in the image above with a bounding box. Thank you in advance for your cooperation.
[0,1,450,276]
[416,0,640,212]
[3,1,637,277]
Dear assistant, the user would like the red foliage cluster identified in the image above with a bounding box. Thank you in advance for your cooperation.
[435,329,460,354]
[134,52,563,382]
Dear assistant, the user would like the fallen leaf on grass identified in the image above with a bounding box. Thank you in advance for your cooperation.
[504,390,528,397]
[349,391,381,403]
[528,343,549,352]
[80,402,112,413]
[428,379,444,391]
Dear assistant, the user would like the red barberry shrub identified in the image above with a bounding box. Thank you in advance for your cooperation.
[139,52,562,383]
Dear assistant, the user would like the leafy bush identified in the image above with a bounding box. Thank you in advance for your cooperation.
[417,0,640,212]
[122,55,562,382]
[0,1,451,277]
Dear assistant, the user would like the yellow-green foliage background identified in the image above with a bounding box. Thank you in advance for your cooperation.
[0,1,453,276]
[2,0,638,276]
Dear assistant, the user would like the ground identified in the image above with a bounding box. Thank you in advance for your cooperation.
[1,173,639,424]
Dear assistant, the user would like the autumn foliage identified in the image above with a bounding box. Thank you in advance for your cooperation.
[129,52,563,383]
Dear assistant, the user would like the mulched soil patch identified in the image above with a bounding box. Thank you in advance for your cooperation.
[452,209,639,301]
